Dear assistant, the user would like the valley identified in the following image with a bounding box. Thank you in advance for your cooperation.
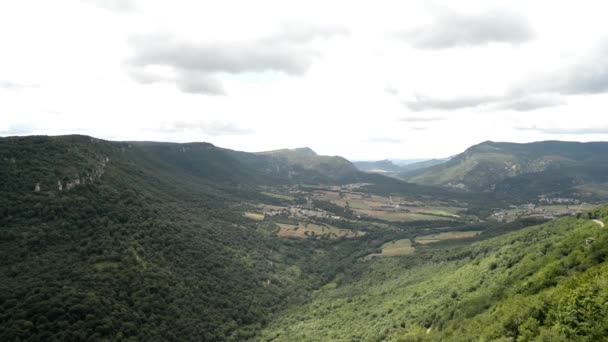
[2,135,608,341]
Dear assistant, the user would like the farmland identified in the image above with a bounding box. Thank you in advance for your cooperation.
[276,222,364,239]
[414,230,482,244]
[364,239,415,259]
[311,189,463,221]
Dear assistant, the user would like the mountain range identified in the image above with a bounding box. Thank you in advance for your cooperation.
[400,140,608,201]
[2,135,608,341]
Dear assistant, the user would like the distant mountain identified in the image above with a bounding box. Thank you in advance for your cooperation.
[402,140,608,200]
[398,158,449,174]
[353,158,449,176]
[389,159,429,166]
[253,147,361,183]
[352,160,403,173]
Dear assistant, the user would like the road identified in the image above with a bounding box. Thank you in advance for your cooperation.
[592,219,605,228]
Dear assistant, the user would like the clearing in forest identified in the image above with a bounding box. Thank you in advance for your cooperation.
[243,212,265,221]
[276,222,364,239]
[364,239,415,259]
[415,231,481,244]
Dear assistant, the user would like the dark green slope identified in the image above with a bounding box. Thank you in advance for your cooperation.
[0,135,373,341]
[259,206,608,341]
[402,140,608,201]
[253,147,362,184]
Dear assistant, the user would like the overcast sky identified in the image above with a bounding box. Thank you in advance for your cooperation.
[2,0,608,160]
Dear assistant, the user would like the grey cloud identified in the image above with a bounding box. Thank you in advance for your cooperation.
[515,40,608,96]
[160,121,253,136]
[130,35,315,76]
[398,39,608,112]
[128,25,347,94]
[175,71,225,95]
[402,9,533,49]
[515,126,608,135]
[127,64,227,95]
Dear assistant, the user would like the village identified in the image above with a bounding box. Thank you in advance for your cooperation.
[491,200,594,222]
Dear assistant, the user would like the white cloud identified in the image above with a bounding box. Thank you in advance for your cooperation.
[1,0,608,160]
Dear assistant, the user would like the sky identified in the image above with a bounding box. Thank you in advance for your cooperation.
[1,0,608,160]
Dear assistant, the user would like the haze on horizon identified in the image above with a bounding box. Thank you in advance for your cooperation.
[2,0,608,160]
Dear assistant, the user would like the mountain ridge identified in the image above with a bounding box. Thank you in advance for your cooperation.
[401,140,608,200]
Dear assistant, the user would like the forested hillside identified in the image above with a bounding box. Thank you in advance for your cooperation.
[402,141,608,201]
[260,206,608,341]
[0,136,373,341]
[2,135,608,342]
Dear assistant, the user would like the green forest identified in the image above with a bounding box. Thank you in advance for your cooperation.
[2,135,608,341]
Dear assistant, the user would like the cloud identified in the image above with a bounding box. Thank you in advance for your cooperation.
[81,0,136,12]
[403,92,566,112]
[515,125,608,135]
[399,115,446,122]
[403,39,608,112]
[174,71,226,95]
[494,94,565,111]
[384,85,399,96]
[158,121,254,136]
[0,80,37,91]
[127,25,347,94]
[0,123,35,135]
[367,137,404,143]
[514,40,608,96]
[401,8,533,49]
[403,94,500,111]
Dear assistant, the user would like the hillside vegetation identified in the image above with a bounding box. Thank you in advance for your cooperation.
[0,136,374,341]
[260,206,608,341]
[2,135,608,342]
[255,147,360,183]
[402,141,608,201]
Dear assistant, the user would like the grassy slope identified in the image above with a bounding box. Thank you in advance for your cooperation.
[259,206,608,341]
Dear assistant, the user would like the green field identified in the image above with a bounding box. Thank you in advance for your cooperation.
[364,239,415,259]
[415,230,482,244]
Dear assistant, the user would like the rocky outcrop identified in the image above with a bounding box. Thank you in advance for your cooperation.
[55,156,110,192]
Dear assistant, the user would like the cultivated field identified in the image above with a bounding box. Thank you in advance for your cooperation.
[364,239,415,259]
[243,212,265,221]
[414,231,481,244]
[276,223,364,239]
[312,190,462,222]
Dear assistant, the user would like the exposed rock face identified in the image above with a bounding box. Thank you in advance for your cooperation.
[54,156,109,192]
